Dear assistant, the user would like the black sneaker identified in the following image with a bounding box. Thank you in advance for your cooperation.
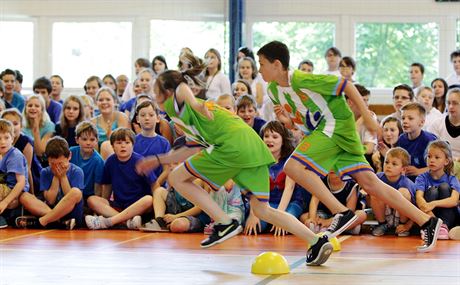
[200,219,242,248]
[306,236,333,266]
[324,210,357,238]
[0,215,7,229]
[417,217,442,252]
[155,217,168,229]
[15,216,41,229]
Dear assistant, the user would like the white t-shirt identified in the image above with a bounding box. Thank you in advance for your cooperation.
[446,73,460,87]
[427,114,460,158]
[423,107,443,131]
[205,71,231,100]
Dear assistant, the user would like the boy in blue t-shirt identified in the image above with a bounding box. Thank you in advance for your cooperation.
[372,147,416,237]
[70,121,104,200]
[236,94,266,135]
[18,137,84,229]
[33,76,62,124]
[85,128,155,230]
[0,119,29,228]
[397,102,437,181]
[133,100,171,177]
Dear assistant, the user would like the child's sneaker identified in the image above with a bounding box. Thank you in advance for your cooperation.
[417,217,442,252]
[126,216,142,230]
[85,215,110,230]
[437,224,449,240]
[324,210,357,238]
[0,216,7,229]
[200,219,242,248]
[306,236,333,266]
[15,216,41,229]
[64,218,76,230]
[140,219,169,232]
[372,223,389,237]
[448,226,460,240]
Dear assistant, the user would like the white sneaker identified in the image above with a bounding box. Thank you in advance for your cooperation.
[126,216,142,230]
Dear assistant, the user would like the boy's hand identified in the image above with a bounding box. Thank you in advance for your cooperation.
[270,225,287,237]
[136,157,159,175]
[377,141,390,157]
[273,105,293,129]
[244,214,261,236]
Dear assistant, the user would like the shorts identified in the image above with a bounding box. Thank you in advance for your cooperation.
[291,131,373,179]
[0,184,12,201]
[184,152,270,202]
[182,215,205,233]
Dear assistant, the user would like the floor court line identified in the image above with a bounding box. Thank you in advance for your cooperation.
[0,229,55,243]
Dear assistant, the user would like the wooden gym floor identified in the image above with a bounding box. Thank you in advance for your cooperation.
[0,229,459,285]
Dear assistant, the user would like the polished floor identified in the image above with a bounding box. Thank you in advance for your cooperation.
[0,229,459,285]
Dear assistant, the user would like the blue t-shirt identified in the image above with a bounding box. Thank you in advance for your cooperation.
[40,163,84,202]
[23,121,55,139]
[70,146,104,197]
[415,172,460,194]
[133,134,171,177]
[268,156,305,206]
[7,92,25,112]
[397,130,437,170]
[253,117,266,136]
[47,100,63,124]
[0,147,29,192]
[102,152,157,209]
[119,97,136,113]
[377,172,416,203]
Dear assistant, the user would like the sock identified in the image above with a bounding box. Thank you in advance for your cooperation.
[103,217,113,228]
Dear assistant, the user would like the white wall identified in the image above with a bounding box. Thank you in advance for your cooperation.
[1,0,459,103]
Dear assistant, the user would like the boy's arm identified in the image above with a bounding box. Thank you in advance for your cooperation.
[405,166,429,176]
[276,176,295,212]
[176,82,213,120]
[307,195,320,225]
[44,176,61,205]
[136,147,201,175]
[101,184,112,200]
[0,174,25,213]
[343,83,380,134]
[428,189,459,209]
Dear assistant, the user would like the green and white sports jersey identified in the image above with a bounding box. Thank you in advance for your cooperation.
[163,95,274,168]
[268,70,363,155]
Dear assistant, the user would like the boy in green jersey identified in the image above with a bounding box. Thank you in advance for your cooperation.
[257,41,441,252]
[136,53,334,266]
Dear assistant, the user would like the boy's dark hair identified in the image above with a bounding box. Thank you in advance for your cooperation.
[110,128,135,146]
[45,136,70,158]
[381,116,403,135]
[260,120,295,160]
[75,121,98,139]
[393,84,414,100]
[401,102,426,118]
[136,100,159,116]
[135,58,151,69]
[238,46,255,61]
[0,118,14,137]
[236,94,257,111]
[354,84,370,97]
[411,62,425,75]
[325,47,342,58]
[450,49,460,61]
[33,76,52,94]
[51,74,64,87]
[386,147,411,167]
[340,56,356,70]
[298,59,314,70]
[15,70,23,84]
[0,69,17,80]
[257,41,290,70]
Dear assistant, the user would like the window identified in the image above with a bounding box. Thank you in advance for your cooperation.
[252,22,335,72]
[457,19,460,49]
[52,22,132,88]
[0,21,34,87]
[355,22,439,88]
[150,20,228,74]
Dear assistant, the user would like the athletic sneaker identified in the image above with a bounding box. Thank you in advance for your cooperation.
[417,217,442,252]
[372,223,389,237]
[15,216,41,229]
[126,216,142,230]
[64,218,76,230]
[0,216,7,229]
[85,215,109,230]
[448,226,460,240]
[140,219,169,232]
[437,224,449,240]
[306,236,333,266]
[200,219,242,248]
[324,210,357,238]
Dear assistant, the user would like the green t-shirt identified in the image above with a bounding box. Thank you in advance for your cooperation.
[163,95,274,168]
[268,70,363,155]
